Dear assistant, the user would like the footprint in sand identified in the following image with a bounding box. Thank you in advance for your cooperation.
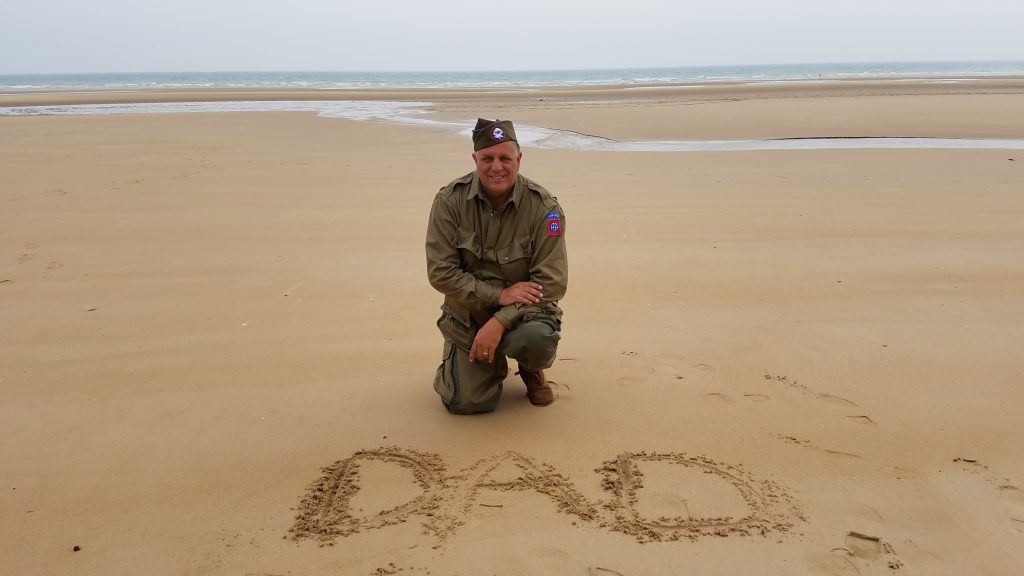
[699,392,734,403]
[816,393,859,408]
[846,416,875,426]
[891,466,922,480]
[998,485,1024,533]
[807,532,903,574]
[824,450,862,461]
[704,392,772,404]
[763,373,879,427]
[588,568,625,576]
[847,532,903,570]
[844,532,882,560]
[615,376,642,387]
[950,458,1024,534]
[771,434,861,460]
[18,243,41,265]
[548,379,570,400]
[763,374,859,407]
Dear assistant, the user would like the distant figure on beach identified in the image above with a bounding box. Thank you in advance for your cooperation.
[425,118,568,414]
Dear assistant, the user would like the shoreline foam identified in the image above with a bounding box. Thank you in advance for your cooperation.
[5,97,1024,151]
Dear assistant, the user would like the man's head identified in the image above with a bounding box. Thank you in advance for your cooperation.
[471,118,522,197]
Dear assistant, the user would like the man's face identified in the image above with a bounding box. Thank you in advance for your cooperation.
[472,141,522,197]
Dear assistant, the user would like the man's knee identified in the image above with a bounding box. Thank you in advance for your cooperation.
[502,317,560,371]
[442,379,503,414]
[433,341,505,414]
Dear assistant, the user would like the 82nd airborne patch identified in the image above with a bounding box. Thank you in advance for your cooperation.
[546,212,562,236]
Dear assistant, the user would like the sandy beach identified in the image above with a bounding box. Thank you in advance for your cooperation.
[2,82,1024,575]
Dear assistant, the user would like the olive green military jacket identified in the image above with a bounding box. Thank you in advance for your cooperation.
[426,172,567,330]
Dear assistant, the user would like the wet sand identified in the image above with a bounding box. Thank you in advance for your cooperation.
[2,82,1024,575]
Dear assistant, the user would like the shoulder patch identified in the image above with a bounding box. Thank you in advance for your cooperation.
[545,211,562,236]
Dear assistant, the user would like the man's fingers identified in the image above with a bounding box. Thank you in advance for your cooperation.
[520,285,543,301]
[471,345,491,362]
[501,282,543,305]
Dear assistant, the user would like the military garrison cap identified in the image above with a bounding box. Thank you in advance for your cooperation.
[472,118,517,151]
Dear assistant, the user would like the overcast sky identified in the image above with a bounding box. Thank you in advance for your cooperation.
[2,0,1023,74]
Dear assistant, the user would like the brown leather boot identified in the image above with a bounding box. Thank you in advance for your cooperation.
[518,368,554,406]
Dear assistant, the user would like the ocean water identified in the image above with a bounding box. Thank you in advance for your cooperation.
[3,61,1024,91]
[3,62,1024,151]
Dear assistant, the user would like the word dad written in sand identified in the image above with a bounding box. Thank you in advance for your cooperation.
[290,447,800,544]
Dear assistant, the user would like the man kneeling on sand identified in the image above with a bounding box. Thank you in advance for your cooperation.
[425,118,568,414]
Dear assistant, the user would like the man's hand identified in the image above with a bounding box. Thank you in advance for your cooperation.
[469,317,506,363]
[499,281,543,306]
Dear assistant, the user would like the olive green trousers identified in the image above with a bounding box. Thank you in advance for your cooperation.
[433,310,560,414]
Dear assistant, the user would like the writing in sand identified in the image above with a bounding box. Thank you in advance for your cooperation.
[290,447,802,544]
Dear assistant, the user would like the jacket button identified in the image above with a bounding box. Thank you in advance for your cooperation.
[503,256,509,262]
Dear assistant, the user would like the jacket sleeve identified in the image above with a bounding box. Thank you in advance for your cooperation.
[492,203,568,328]
[425,191,502,308]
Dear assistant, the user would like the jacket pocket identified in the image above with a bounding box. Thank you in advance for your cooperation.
[441,303,471,328]
[456,231,482,266]
[496,238,530,282]
[433,341,457,403]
